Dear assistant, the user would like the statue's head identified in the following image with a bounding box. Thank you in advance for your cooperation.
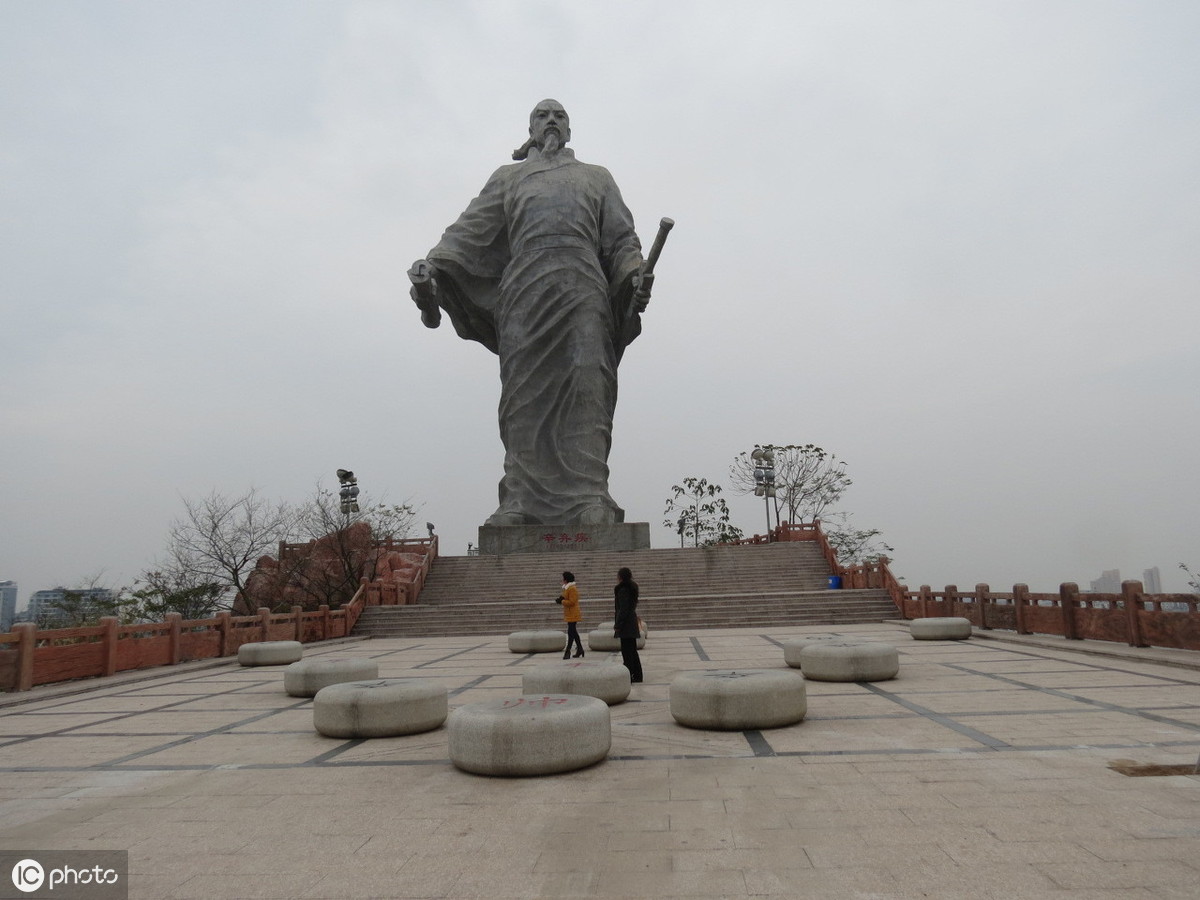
[529,99,571,150]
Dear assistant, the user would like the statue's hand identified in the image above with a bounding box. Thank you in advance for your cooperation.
[407,259,441,329]
[632,270,654,313]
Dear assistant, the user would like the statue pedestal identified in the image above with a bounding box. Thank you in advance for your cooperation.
[478,523,651,556]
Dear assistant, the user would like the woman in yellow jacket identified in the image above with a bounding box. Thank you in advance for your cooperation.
[559,570,584,659]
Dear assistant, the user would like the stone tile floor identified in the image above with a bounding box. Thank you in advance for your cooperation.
[1,622,1198,899]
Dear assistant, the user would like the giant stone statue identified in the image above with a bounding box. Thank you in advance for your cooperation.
[409,99,670,542]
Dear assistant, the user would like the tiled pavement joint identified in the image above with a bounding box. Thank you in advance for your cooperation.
[2,623,1199,899]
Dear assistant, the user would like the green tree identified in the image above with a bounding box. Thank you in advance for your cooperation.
[127,569,229,622]
[663,477,743,547]
[32,575,126,628]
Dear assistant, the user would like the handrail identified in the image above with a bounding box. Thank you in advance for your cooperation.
[0,535,438,693]
[898,580,1200,652]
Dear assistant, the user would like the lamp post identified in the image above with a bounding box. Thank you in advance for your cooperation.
[751,447,777,537]
[336,469,360,518]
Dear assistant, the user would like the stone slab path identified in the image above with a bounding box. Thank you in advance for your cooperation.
[1,623,1198,898]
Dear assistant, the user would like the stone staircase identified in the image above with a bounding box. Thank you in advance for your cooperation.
[354,542,899,638]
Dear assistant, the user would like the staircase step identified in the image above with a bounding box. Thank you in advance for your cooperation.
[355,542,897,637]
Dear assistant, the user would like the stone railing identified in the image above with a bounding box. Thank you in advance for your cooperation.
[266,535,437,608]
[901,581,1200,651]
[0,599,367,693]
[359,535,439,606]
[0,536,441,693]
[732,522,907,612]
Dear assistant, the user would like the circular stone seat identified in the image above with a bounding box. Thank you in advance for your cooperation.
[522,661,631,705]
[780,635,846,665]
[237,640,303,666]
[313,678,448,738]
[670,669,807,730]
[508,630,567,654]
[284,657,379,697]
[791,641,899,682]
[447,694,610,776]
[910,617,973,641]
[587,629,646,652]
[597,620,648,639]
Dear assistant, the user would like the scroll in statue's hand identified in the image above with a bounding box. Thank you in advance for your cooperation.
[407,259,441,329]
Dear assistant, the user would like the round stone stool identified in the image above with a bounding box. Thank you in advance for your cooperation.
[910,617,973,640]
[587,629,646,652]
[447,694,611,776]
[284,657,379,697]
[508,630,567,654]
[313,678,448,738]
[780,635,846,666]
[522,661,631,705]
[670,669,807,730]
[597,620,648,639]
[793,641,899,682]
[237,640,303,666]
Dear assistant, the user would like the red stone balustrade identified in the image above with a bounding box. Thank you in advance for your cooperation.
[900,581,1200,651]
[0,601,362,693]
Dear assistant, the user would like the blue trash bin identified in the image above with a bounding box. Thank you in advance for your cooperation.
[827,576,842,590]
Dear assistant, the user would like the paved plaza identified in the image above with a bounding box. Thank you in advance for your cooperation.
[2,623,1199,899]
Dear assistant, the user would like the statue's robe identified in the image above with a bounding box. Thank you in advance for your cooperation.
[426,147,644,525]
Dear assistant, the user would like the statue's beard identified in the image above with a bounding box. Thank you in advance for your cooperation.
[541,131,562,154]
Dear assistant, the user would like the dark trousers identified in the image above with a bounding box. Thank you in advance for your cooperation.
[620,637,643,682]
[565,622,583,656]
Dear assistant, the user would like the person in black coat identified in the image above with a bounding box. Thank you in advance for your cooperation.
[613,566,643,683]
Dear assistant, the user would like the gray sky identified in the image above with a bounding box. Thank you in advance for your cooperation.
[3,0,1198,608]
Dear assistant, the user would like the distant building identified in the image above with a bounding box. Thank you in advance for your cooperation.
[26,587,115,628]
[1089,569,1121,594]
[1142,567,1163,594]
[0,580,16,632]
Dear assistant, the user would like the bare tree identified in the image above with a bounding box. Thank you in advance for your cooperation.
[820,511,895,566]
[165,488,297,608]
[1180,563,1200,594]
[265,483,420,610]
[729,444,850,525]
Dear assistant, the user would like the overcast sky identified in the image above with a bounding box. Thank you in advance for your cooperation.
[3,0,1198,608]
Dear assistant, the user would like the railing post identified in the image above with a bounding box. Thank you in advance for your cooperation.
[167,613,182,665]
[258,607,271,642]
[1014,584,1030,634]
[292,605,304,642]
[919,585,932,618]
[216,611,231,657]
[320,604,331,640]
[945,585,959,618]
[101,617,119,676]
[975,584,991,630]
[1059,583,1080,640]
[13,622,36,691]
[1122,580,1147,648]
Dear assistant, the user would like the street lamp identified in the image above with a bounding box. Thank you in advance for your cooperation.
[337,469,360,515]
[751,447,777,536]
